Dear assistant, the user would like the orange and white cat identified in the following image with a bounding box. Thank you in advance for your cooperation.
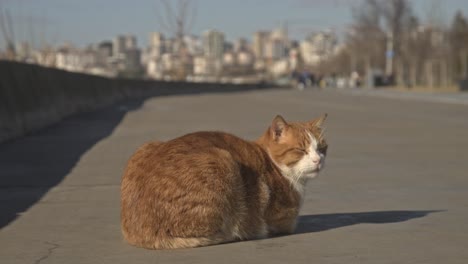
[121,114,328,249]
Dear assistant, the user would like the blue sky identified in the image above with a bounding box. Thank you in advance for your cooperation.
[1,0,468,48]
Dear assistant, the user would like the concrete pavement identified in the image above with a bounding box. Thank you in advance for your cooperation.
[341,87,468,106]
[1,88,468,263]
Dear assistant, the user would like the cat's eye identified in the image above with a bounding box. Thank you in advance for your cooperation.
[294,148,307,153]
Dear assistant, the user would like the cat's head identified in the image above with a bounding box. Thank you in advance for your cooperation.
[259,114,328,189]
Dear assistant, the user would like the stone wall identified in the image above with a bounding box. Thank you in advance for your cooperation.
[0,61,266,143]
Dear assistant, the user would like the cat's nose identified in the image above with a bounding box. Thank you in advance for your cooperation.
[312,157,321,164]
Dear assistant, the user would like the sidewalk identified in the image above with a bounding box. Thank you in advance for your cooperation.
[339,87,468,106]
[1,89,468,263]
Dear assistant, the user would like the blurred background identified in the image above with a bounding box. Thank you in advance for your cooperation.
[1,0,467,90]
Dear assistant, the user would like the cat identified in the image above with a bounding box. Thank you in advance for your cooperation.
[120,114,328,249]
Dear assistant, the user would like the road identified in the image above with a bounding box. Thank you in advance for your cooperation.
[1,88,467,264]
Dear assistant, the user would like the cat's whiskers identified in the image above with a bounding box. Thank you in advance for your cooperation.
[287,167,309,196]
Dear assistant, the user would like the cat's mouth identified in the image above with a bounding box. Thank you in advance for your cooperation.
[311,164,324,173]
[305,167,319,175]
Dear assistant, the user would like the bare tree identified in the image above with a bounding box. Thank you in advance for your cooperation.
[155,0,196,47]
[0,8,16,59]
[380,0,414,78]
[323,0,459,89]
[425,0,446,28]
[348,0,386,77]
[450,11,468,80]
[154,0,197,80]
[344,0,416,87]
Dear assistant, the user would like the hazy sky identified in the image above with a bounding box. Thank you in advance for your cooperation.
[1,0,467,48]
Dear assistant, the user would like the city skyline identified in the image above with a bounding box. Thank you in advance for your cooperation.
[1,0,468,49]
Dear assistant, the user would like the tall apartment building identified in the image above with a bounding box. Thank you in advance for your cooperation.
[184,35,203,56]
[112,34,141,72]
[253,28,288,61]
[113,35,137,57]
[149,32,165,57]
[113,35,126,59]
[125,35,137,50]
[265,39,287,61]
[97,41,113,65]
[203,30,225,59]
[253,31,270,60]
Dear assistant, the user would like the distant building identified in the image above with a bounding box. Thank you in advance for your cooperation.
[270,59,290,76]
[193,55,210,76]
[161,53,176,73]
[300,31,338,66]
[55,46,97,73]
[266,38,287,61]
[288,48,300,71]
[111,34,142,74]
[125,35,137,50]
[203,30,225,60]
[237,51,254,66]
[300,41,320,66]
[124,49,142,72]
[113,36,124,53]
[35,49,56,67]
[149,32,165,57]
[163,38,175,54]
[253,31,270,60]
[98,41,113,57]
[184,35,203,56]
[270,28,287,41]
[147,58,163,79]
[223,52,236,66]
[234,38,248,53]
[113,35,126,59]
[97,41,113,65]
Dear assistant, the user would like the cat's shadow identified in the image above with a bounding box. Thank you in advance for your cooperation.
[204,210,442,249]
[294,210,442,234]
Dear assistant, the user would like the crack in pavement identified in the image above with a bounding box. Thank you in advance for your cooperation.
[34,241,60,264]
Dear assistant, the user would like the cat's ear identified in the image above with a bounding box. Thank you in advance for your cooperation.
[310,113,328,128]
[271,115,288,141]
